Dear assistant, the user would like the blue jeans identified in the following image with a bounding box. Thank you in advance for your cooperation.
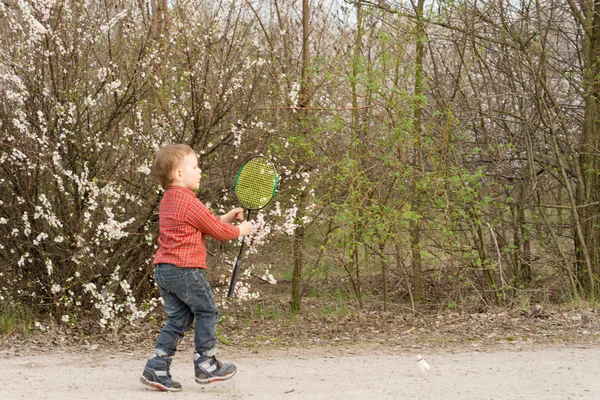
[153,264,218,357]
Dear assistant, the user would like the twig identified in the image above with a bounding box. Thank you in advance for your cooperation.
[252,105,373,111]
[540,202,600,209]
[407,278,416,315]
[250,273,273,285]
[487,223,507,301]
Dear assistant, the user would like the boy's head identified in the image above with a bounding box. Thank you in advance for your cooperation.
[151,144,201,190]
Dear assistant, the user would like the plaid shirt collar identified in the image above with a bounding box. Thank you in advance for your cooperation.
[166,185,196,197]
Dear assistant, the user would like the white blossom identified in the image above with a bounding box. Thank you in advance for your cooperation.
[289,82,300,108]
[45,259,53,276]
[51,284,61,294]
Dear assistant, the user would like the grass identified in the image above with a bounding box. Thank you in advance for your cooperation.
[318,289,351,316]
[215,326,231,345]
[0,303,32,336]
[255,334,279,343]
[248,303,282,320]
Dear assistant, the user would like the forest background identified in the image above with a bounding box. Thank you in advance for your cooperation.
[1,0,599,339]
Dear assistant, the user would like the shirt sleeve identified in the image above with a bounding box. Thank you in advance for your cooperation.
[185,198,240,241]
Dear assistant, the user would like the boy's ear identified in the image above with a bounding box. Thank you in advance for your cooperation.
[171,167,183,182]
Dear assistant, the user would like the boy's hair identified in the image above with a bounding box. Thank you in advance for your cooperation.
[151,144,196,189]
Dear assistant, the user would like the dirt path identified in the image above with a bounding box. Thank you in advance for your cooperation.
[2,344,598,399]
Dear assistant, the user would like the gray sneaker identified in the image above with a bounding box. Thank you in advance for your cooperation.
[140,355,182,392]
[194,354,237,384]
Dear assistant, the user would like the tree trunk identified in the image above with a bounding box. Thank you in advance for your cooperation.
[291,193,306,313]
[410,223,424,301]
[409,0,426,302]
[513,180,532,286]
[381,242,389,312]
[575,0,600,296]
[150,0,169,39]
[290,0,310,313]
[475,222,503,306]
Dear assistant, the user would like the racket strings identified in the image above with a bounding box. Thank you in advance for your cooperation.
[235,157,277,210]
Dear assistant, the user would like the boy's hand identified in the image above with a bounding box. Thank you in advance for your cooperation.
[221,207,245,223]
[238,221,253,237]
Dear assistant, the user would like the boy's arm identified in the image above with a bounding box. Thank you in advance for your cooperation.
[186,198,240,241]
[220,207,244,224]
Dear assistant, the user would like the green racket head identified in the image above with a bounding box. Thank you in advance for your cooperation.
[234,156,278,210]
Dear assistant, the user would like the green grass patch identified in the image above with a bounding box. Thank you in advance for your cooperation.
[249,304,282,320]
[215,326,231,345]
[0,303,32,335]
[553,334,574,340]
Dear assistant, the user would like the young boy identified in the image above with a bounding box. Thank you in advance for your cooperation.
[140,144,253,392]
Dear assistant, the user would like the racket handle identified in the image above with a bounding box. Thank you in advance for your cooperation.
[227,252,243,297]
[227,209,251,298]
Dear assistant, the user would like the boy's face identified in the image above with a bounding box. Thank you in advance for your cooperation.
[172,153,201,190]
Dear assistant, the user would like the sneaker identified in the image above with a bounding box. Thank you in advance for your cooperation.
[194,355,237,384]
[140,355,183,392]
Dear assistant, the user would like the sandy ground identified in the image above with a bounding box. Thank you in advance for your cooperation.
[2,344,598,400]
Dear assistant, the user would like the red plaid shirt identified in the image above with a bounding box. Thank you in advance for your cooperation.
[153,186,240,268]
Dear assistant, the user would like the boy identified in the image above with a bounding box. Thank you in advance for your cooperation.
[140,144,253,392]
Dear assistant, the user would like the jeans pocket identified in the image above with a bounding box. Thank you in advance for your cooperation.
[156,266,189,290]
[162,271,188,283]
[196,269,212,287]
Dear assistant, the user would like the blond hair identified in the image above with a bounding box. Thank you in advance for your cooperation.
[151,144,196,189]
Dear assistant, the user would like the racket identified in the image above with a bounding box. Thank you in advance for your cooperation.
[227,156,278,297]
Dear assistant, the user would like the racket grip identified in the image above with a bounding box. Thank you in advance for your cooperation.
[227,258,242,297]
[227,209,251,298]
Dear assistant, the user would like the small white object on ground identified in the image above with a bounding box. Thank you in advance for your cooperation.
[416,354,430,373]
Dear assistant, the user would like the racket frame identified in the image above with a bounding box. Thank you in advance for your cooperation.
[227,156,278,298]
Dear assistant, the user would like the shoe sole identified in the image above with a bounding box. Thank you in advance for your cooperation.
[195,368,237,384]
[139,376,182,392]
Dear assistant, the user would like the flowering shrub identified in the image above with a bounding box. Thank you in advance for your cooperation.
[2,0,577,327]
[0,0,316,330]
